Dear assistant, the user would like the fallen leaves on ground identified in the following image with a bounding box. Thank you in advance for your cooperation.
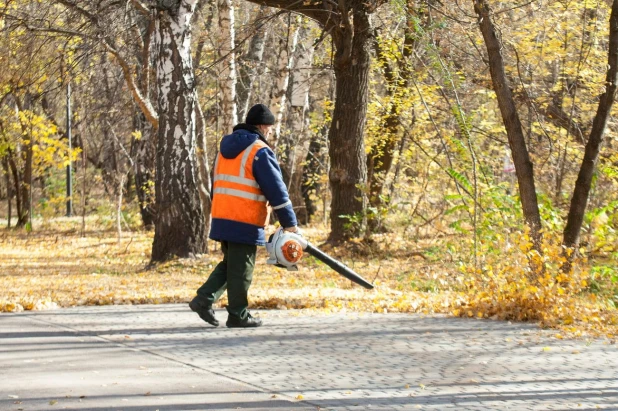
[1,220,616,339]
[0,224,452,317]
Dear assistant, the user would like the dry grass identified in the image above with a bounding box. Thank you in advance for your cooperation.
[0,217,450,315]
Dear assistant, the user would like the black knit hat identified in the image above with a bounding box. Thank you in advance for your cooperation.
[246,104,275,125]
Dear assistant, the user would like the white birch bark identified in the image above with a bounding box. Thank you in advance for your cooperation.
[151,0,207,261]
[237,6,269,121]
[279,22,313,180]
[287,37,314,170]
[283,24,313,182]
[290,32,314,114]
[217,0,238,133]
[270,15,301,147]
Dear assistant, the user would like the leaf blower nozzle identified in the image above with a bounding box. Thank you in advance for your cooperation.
[266,228,374,290]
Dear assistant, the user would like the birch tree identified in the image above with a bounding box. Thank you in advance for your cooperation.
[269,14,300,147]
[218,0,238,133]
[150,0,206,260]
[40,0,209,260]
[276,28,314,220]
[237,6,269,121]
[281,23,313,182]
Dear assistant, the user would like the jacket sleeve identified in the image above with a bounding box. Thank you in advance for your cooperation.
[253,147,298,228]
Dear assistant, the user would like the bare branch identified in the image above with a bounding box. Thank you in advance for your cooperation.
[19,23,97,40]
[102,41,159,129]
[129,0,151,16]
[243,0,332,27]
[53,0,99,24]
[106,120,135,167]
[494,0,538,15]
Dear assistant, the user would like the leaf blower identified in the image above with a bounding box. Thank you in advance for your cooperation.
[266,228,374,289]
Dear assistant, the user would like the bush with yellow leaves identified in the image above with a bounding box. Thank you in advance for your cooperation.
[452,229,618,337]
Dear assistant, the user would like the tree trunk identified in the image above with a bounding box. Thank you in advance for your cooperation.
[6,150,24,225]
[281,25,314,195]
[270,15,300,147]
[195,99,212,248]
[366,109,399,227]
[280,106,308,217]
[563,0,618,250]
[366,4,420,232]
[21,132,33,228]
[301,84,332,226]
[290,30,313,110]
[283,108,306,180]
[237,6,269,121]
[133,112,156,230]
[116,174,125,243]
[217,0,238,134]
[327,7,372,241]
[3,157,11,228]
[240,0,380,241]
[473,0,543,249]
[81,141,87,236]
[193,8,212,247]
[13,98,33,228]
[151,0,206,261]
[301,129,324,224]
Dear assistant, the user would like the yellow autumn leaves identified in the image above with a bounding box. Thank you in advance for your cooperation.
[1,221,617,339]
[451,231,618,338]
[0,108,81,171]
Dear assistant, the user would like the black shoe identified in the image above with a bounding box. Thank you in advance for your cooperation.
[226,313,263,328]
[189,298,219,327]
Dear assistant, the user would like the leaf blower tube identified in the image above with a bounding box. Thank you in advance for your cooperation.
[304,243,374,289]
[266,228,374,290]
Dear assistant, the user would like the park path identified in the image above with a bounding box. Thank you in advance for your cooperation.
[1,304,617,411]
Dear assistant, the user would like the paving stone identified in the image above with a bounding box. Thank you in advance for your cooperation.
[1,304,617,410]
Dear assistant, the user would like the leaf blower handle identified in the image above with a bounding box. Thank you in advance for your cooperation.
[304,243,375,290]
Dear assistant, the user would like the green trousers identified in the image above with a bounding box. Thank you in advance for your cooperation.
[196,241,257,319]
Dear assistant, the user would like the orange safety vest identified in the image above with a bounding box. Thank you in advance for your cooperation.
[211,139,270,227]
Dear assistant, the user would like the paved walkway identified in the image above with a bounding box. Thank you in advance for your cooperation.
[1,305,617,411]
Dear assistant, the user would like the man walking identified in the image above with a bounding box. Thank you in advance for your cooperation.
[189,104,299,328]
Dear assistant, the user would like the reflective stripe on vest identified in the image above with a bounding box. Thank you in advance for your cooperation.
[211,140,270,227]
[213,174,260,188]
[213,187,266,202]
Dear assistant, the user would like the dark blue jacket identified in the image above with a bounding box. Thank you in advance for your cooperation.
[209,124,297,246]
